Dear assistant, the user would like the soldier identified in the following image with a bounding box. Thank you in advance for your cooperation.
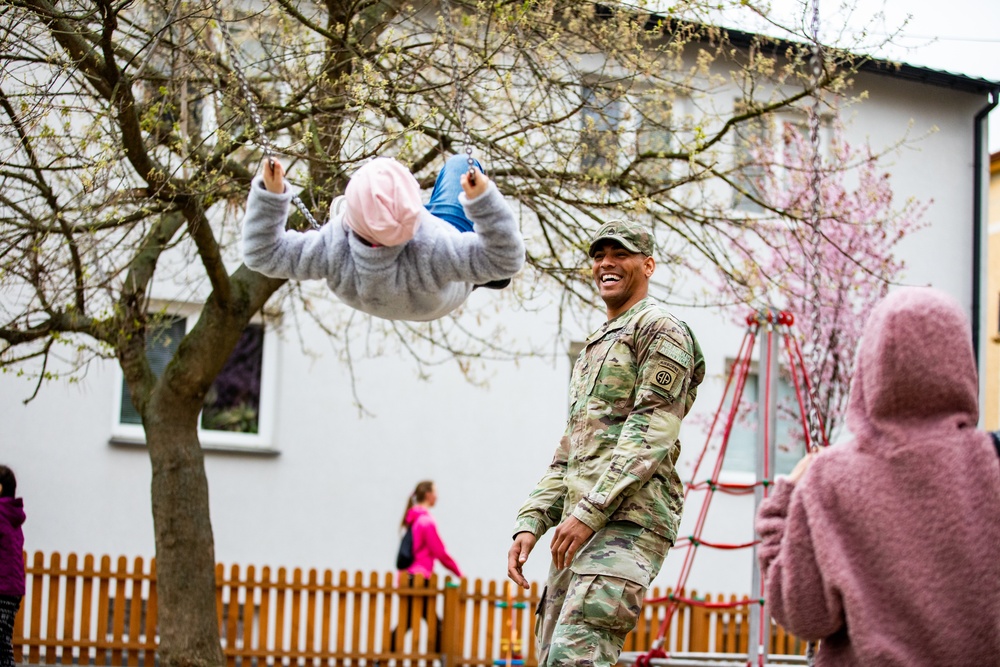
[506,220,705,667]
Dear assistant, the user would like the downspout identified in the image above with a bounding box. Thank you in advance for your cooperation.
[972,86,999,364]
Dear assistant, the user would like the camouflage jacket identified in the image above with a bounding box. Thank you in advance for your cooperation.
[513,297,705,544]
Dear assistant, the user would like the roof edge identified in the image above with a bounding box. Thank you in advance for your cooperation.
[616,5,1000,96]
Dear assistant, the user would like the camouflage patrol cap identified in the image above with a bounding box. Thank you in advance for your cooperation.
[588,219,654,257]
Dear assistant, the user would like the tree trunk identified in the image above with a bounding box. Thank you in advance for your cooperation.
[144,394,225,667]
[129,271,282,667]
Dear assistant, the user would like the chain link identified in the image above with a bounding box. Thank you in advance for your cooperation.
[438,0,478,184]
[209,0,322,229]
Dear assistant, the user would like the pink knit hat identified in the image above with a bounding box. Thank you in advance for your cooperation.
[343,158,423,247]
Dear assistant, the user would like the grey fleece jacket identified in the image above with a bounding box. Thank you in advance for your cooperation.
[241,177,525,321]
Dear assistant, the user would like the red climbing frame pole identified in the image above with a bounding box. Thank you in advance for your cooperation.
[748,310,780,667]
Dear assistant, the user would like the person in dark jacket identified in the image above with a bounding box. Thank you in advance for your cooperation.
[0,465,25,667]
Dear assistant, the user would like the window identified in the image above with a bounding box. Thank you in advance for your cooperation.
[113,307,277,452]
[119,316,186,425]
[635,97,673,181]
[732,106,834,213]
[731,111,769,213]
[200,324,265,434]
[781,119,810,168]
[580,84,625,173]
[719,366,806,477]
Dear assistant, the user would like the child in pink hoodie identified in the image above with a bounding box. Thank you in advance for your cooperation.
[0,465,25,667]
[756,287,1000,666]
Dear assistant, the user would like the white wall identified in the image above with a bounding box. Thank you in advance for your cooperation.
[2,70,990,600]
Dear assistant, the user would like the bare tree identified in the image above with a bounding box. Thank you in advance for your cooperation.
[0,0,872,664]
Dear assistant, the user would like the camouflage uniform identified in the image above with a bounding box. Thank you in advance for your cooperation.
[513,244,705,666]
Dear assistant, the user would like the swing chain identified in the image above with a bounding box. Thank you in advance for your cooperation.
[439,0,478,185]
[804,8,822,666]
[804,0,824,457]
[208,0,322,230]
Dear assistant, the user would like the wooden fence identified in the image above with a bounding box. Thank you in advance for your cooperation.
[13,551,805,666]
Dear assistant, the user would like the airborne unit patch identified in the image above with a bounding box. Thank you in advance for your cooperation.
[652,358,685,398]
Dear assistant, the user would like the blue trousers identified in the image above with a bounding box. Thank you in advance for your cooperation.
[425,154,483,234]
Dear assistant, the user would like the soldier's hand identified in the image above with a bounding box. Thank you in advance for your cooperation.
[507,532,537,589]
[550,516,595,570]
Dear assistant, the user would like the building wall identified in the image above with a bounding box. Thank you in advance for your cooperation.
[1,69,992,598]
[985,152,1000,429]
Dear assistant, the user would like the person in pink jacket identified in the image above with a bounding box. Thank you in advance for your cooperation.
[391,480,462,655]
[401,480,463,580]
[756,287,1000,666]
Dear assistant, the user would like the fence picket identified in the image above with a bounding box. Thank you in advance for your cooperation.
[289,568,303,661]
[62,553,77,666]
[224,563,239,667]
[274,567,288,659]
[242,565,256,666]
[127,557,144,667]
[305,568,318,663]
[350,571,363,663]
[79,555,94,666]
[259,566,273,660]
[379,572,393,658]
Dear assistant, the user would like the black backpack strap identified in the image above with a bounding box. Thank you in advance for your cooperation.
[990,431,1000,457]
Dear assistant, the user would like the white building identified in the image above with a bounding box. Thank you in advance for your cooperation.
[2,21,997,600]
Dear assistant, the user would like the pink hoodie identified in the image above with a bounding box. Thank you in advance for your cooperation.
[756,287,1000,666]
[402,505,462,580]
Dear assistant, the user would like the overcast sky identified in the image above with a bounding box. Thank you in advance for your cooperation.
[705,0,1000,151]
[851,0,1000,151]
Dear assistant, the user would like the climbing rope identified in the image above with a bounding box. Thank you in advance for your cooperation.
[645,592,765,610]
[208,0,323,230]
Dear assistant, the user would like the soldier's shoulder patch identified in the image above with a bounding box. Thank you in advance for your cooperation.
[645,336,693,400]
[653,336,693,368]
[650,357,685,399]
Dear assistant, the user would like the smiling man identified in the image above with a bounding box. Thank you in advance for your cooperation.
[506,219,705,667]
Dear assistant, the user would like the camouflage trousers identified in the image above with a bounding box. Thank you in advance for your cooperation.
[534,522,670,667]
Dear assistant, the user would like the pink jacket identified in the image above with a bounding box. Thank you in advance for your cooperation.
[756,287,1000,666]
[402,506,462,579]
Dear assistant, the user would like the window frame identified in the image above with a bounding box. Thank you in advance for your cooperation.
[730,103,833,215]
[109,301,280,453]
[717,358,806,480]
[579,82,627,173]
[634,94,676,183]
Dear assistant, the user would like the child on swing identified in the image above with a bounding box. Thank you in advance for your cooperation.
[241,154,525,322]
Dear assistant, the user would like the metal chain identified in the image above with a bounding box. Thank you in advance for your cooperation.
[805,11,822,667]
[804,0,824,456]
[438,0,478,185]
[208,0,322,229]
